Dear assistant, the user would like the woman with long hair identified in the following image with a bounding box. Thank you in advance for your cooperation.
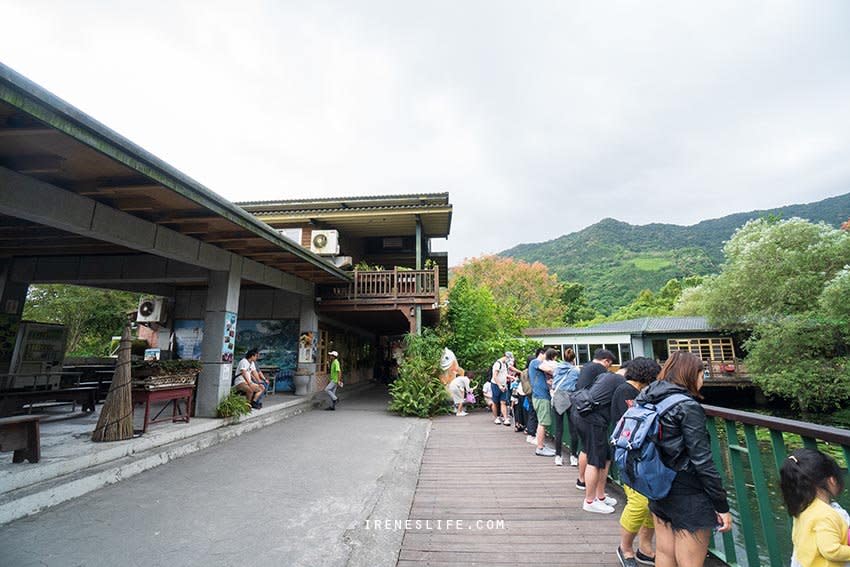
[634,351,732,567]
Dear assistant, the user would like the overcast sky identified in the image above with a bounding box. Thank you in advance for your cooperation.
[3,1,850,263]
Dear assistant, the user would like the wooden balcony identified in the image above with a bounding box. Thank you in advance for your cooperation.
[317,268,440,310]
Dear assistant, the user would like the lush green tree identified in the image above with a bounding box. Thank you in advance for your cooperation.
[23,284,139,356]
[560,282,600,324]
[451,256,566,328]
[692,218,850,409]
[744,314,850,412]
[700,218,850,327]
[445,276,539,372]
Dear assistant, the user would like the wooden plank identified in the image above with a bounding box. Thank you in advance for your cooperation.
[397,412,624,566]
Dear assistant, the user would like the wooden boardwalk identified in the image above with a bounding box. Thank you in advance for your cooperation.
[398,410,623,567]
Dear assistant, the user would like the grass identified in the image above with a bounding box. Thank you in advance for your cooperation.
[631,257,673,271]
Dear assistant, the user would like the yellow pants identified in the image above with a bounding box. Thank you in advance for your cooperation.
[620,485,655,533]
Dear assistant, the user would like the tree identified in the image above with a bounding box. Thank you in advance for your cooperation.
[700,218,850,327]
[450,256,566,329]
[23,284,139,356]
[560,282,600,324]
[691,218,850,410]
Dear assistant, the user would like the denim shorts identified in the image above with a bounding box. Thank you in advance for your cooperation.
[491,384,509,404]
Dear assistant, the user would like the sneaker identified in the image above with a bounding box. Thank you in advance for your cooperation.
[526,435,536,444]
[575,479,586,490]
[494,417,503,424]
[617,546,639,567]
[582,499,615,514]
[569,454,579,467]
[502,418,511,426]
[535,447,556,457]
[635,549,656,566]
[554,455,563,466]
[600,495,618,507]
[456,411,468,417]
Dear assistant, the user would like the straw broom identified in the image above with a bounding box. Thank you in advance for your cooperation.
[92,323,134,442]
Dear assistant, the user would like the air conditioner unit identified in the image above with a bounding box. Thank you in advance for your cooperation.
[137,297,166,323]
[310,229,340,255]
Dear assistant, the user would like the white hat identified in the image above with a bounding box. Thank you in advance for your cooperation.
[329,351,338,357]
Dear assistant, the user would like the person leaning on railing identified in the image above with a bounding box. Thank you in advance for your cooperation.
[635,351,732,567]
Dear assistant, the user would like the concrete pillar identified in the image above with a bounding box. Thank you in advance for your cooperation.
[415,217,422,336]
[196,263,242,417]
[297,297,319,393]
[0,260,29,374]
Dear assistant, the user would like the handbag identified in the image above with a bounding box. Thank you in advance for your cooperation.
[465,390,476,404]
[571,388,597,416]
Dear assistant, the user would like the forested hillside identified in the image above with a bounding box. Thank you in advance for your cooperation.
[499,192,850,314]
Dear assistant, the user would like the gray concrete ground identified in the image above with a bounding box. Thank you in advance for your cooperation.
[0,388,428,567]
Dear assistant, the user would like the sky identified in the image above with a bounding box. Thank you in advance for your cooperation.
[2,1,850,264]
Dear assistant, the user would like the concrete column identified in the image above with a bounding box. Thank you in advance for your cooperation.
[0,259,29,374]
[196,263,242,417]
[297,296,319,393]
[415,217,422,336]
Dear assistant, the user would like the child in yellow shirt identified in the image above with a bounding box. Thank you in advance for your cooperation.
[781,448,850,567]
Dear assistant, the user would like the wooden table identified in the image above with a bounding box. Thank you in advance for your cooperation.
[0,387,97,418]
[132,386,194,434]
[0,415,42,463]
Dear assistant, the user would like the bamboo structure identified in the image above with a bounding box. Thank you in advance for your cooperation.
[92,323,134,442]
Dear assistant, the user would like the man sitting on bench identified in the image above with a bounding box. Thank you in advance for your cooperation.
[235,349,264,409]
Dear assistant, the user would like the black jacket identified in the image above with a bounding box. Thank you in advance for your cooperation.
[636,380,730,513]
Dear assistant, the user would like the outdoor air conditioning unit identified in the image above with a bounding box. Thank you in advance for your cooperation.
[137,297,166,323]
[310,230,340,255]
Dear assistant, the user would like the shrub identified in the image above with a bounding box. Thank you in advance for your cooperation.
[216,389,252,420]
[388,332,453,417]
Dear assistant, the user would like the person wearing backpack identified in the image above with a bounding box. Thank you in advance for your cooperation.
[550,348,580,466]
[610,357,661,567]
[635,351,731,567]
[574,368,625,514]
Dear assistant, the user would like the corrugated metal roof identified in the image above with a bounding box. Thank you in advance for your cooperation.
[524,316,714,337]
[248,203,449,216]
[237,193,449,208]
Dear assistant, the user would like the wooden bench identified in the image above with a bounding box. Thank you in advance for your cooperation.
[0,387,97,418]
[0,415,42,463]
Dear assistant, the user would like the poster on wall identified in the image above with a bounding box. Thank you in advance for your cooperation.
[235,319,298,391]
[221,312,237,363]
[173,320,204,360]
[298,331,316,363]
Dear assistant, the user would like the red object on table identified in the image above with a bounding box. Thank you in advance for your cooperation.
[131,386,194,434]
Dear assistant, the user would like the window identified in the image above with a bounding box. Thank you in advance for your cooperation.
[667,338,735,361]
[619,343,632,362]
[577,344,590,364]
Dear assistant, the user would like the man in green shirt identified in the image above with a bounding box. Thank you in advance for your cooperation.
[325,350,343,410]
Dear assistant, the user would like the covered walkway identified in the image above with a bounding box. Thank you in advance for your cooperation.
[399,411,623,567]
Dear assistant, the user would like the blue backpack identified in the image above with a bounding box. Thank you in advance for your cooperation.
[610,393,691,500]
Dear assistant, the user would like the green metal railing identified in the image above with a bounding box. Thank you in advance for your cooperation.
[554,404,850,567]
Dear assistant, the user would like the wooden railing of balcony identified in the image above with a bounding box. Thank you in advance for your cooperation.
[324,267,439,302]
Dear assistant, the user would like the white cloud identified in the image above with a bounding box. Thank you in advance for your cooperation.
[2,0,849,262]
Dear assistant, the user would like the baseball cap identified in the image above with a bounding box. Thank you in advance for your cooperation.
[329,350,338,357]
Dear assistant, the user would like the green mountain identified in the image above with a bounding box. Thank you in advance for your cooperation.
[499,192,850,315]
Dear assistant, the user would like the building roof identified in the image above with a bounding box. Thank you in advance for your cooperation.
[0,61,350,284]
[238,193,452,239]
[524,316,715,337]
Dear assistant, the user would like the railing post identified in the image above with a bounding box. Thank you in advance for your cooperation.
[353,269,358,300]
[392,267,398,300]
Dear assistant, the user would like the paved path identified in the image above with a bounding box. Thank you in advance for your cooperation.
[0,388,428,567]
[398,410,623,567]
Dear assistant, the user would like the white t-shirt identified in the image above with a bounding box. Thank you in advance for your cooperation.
[491,359,508,387]
[448,376,470,392]
[234,358,256,385]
